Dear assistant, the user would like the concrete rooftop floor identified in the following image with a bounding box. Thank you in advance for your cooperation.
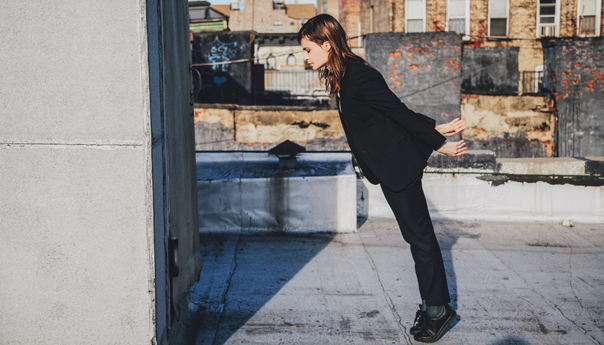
[182,219,604,345]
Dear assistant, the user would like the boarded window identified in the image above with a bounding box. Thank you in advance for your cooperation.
[461,47,519,94]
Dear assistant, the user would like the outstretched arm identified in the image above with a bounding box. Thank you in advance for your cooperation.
[436,118,466,137]
[437,140,467,157]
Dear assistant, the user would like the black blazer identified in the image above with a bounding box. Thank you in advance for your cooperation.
[337,59,446,192]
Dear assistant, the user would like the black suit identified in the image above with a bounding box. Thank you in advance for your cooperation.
[337,59,446,192]
[337,58,450,306]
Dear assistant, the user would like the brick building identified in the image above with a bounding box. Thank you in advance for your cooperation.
[217,0,316,33]
[350,0,602,70]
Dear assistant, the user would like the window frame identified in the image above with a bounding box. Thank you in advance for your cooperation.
[286,54,297,66]
[446,0,470,37]
[488,0,509,37]
[405,0,426,33]
[266,54,277,70]
[576,0,601,36]
[536,0,560,38]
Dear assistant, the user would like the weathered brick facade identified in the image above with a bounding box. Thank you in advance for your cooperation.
[343,0,603,72]
[340,0,362,47]
[228,0,315,33]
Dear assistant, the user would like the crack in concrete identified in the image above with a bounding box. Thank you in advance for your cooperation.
[488,241,598,344]
[359,223,412,345]
[568,247,585,311]
[550,302,598,345]
[211,234,241,345]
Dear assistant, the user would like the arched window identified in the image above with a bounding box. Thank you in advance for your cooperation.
[266,54,276,69]
[286,54,296,66]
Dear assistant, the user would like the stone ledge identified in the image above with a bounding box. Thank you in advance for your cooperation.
[426,151,604,176]
[427,150,496,171]
[496,157,604,176]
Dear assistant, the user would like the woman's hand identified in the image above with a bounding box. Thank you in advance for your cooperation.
[436,118,466,137]
[437,140,467,157]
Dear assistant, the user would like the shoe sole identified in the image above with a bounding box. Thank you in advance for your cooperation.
[414,310,457,343]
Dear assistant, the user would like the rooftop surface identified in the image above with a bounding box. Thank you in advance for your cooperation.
[182,219,604,344]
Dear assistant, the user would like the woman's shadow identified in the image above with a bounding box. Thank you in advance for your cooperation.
[432,218,481,337]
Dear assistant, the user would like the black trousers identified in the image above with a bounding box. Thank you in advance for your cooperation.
[380,173,450,306]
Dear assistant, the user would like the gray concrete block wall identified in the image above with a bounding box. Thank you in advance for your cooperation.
[0,0,156,343]
[0,147,153,344]
[0,0,199,344]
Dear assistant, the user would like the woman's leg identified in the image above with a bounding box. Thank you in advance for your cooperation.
[380,174,450,306]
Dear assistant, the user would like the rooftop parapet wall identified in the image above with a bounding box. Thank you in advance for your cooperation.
[194,104,347,151]
[427,150,604,177]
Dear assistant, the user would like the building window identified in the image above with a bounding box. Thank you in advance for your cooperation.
[323,0,327,13]
[537,0,558,37]
[267,54,276,69]
[287,54,296,65]
[489,0,508,37]
[577,0,600,36]
[448,0,469,35]
[406,0,425,33]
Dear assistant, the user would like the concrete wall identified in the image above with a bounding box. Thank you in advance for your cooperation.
[0,0,155,344]
[0,0,199,344]
[365,152,604,223]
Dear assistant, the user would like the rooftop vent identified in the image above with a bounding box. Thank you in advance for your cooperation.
[269,140,306,169]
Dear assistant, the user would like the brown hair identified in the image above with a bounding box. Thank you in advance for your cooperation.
[298,14,367,98]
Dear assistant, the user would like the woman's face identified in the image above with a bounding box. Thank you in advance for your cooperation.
[301,37,331,70]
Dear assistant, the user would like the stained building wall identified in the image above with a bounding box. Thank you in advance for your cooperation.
[461,94,556,157]
[364,32,463,134]
[194,105,348,151]
[543,37,604,157]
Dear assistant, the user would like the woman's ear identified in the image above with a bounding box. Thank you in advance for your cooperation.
[322,41,331,52]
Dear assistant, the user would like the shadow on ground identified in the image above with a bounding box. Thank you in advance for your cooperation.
[179,232,336,345]
[434,220,482,336]
[490,335,532,344]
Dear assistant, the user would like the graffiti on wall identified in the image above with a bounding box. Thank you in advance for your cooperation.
[192,32,254,105]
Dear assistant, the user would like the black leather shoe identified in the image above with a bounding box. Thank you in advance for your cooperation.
[409,304,424,335]
[413,304,456,343]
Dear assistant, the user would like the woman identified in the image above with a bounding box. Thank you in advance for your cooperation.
[299,14,467,343]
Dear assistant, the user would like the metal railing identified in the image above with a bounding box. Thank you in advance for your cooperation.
[264,69,328,97]
[579,16,596,36]
[538,24,557,37]
[448,18,465,35]
[521,71,544,94]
